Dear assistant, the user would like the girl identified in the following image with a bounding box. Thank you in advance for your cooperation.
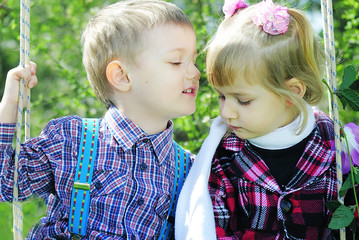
[175,0,342,239]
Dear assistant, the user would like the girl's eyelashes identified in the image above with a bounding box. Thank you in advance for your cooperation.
[215,88,252,105]
[218,94,251,105]
[170,62,182,65]
[217,94,225,100]
[238,99,251,105]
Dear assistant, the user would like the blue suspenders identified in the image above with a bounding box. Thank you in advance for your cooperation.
[158,142,190,240]
[69,118,100,237]
[69,119,190,239]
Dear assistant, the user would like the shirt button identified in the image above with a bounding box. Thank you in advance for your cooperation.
[137,198,144,205]
[280,198,293,214]
[131,235,136,240]
[143,138,149,143]
[94,181,102,189]
[140,163,148,171]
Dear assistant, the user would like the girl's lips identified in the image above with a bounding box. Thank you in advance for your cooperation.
[228,124,241,130]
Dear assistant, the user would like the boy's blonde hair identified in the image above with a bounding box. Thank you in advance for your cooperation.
[206,4,325,131]
[82,0,193,108]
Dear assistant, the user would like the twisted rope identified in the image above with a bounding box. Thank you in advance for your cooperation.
[13,0,30,239]
[320,0,345,239]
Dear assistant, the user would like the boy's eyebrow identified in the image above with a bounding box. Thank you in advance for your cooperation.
[165,48,198,56]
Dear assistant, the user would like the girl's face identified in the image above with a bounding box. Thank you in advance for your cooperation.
[215,78,296,139]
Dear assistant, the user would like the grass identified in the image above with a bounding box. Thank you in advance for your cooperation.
[0,198,47,239]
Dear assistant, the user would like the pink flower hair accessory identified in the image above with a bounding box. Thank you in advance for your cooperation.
[223,0,248,19]
[251,0,290,35]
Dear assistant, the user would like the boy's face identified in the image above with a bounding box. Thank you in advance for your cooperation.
[214,78,295,139]
[125,23,200,125]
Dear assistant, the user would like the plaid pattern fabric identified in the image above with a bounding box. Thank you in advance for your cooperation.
[208,110,338,240]
[0,105,192,239]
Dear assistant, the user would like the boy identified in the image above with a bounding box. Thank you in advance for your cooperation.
[0,0,200,239]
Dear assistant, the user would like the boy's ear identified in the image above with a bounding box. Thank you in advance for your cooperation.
[106,60,131,92]
[285,78,306,98]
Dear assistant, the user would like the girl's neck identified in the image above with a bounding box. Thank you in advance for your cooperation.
[248,104,315,150]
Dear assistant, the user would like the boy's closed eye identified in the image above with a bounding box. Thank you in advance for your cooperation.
[170,61,182,65]
[167,50,198,67]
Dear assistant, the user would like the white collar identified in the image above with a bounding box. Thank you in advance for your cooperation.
[248,104,315,150]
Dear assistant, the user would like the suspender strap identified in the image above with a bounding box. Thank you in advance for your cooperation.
[69,118,100,237]
[159,141,190,240]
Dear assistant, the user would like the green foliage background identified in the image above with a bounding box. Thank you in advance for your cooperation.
[0,0,358,238]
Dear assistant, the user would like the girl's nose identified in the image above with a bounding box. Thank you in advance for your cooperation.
[220,100,238,120]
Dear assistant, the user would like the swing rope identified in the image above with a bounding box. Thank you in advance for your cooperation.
[320,0,345,239]
[13,0,30,239]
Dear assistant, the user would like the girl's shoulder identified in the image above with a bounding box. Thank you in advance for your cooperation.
[313,107,334,141]
[220,133,242,152]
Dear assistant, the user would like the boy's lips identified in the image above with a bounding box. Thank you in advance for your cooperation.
[182,87,197,95]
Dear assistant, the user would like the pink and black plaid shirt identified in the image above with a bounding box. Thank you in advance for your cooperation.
[0,105,192,239]
[208,110,340,239]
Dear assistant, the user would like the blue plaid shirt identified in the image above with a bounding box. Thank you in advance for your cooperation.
[0,105,192,239]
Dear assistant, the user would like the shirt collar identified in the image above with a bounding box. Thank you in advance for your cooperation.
[148,122,174,165]
[104,105,174,164]
[104,105,146,151]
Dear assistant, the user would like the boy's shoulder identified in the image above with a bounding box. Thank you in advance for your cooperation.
[42,115,90,140]
[46,115,82,129]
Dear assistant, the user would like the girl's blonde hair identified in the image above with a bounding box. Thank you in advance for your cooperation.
[82,0,193,108]
[206,4,325,131]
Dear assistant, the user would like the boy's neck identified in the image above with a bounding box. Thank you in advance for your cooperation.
[133,118,170,135]
[113,104,170,135]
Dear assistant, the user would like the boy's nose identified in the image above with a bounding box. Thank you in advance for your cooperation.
[187,63,200,81]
